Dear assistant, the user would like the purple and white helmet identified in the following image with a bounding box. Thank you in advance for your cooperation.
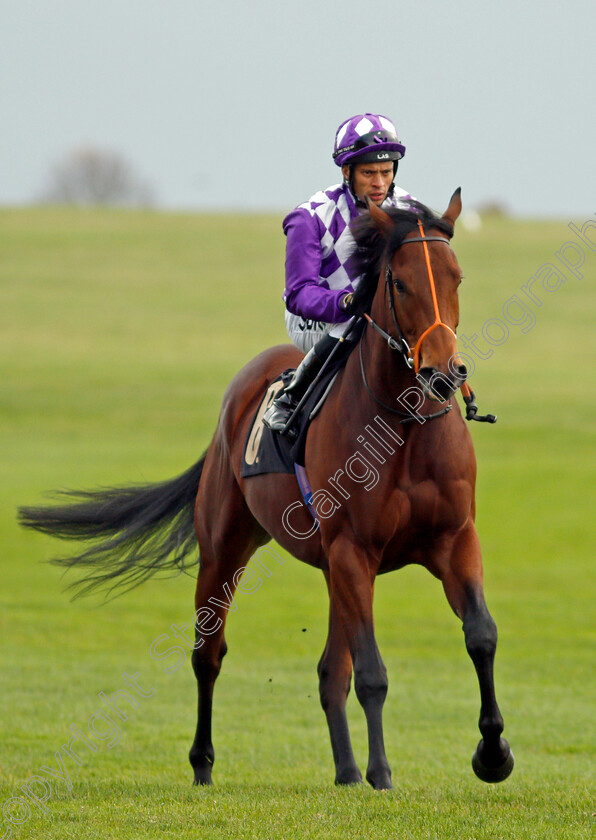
[333,113,406,167]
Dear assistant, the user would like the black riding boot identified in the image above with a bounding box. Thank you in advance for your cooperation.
[263,336,339,436]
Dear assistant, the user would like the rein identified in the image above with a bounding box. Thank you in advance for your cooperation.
[358,330,452,423]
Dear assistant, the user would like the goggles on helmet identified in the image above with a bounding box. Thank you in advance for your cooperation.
[333,129,404,163]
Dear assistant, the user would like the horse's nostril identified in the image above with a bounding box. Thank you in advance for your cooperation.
[417,367,456,401]
[457,364,468,379]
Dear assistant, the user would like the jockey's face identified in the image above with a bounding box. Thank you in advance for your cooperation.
[342,161,394,206]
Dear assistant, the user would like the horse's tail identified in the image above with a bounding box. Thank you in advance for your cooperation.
[18,452,207,600]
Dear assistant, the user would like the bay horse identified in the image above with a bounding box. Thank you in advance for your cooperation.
[19,190,514,790]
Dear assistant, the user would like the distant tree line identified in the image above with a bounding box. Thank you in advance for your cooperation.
[42,146,156,207]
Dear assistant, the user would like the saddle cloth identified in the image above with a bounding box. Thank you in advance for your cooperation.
[241,358,344,477]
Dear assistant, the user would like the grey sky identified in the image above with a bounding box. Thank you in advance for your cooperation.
[2,0,594,217]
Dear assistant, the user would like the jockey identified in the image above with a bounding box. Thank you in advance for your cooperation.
[263,112,413,436]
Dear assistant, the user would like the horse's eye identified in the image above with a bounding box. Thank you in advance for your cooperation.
[393,278,406,295]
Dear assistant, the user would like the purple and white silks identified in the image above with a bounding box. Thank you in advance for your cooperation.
[282,182,414,327]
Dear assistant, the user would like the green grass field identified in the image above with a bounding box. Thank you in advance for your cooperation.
[1,206,594,839]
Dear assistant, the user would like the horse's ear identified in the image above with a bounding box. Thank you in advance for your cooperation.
[366,197,394,237]
[442,187,462,226]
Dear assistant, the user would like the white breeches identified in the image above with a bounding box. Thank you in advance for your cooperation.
[284,311,354,353]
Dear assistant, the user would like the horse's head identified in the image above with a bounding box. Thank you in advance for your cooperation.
[351,190,466,402]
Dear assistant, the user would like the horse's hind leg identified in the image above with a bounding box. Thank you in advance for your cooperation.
[318,572,363,785]
[189,449,268,785]
[442,524,514,783]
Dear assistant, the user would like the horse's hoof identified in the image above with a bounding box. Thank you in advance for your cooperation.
[192,768,213,786]
[472,738,514,783]
[335,767,363,786]
[366,766,393,790]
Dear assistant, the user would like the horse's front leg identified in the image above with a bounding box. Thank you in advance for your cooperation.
[327,535,392,790]
[442,523,514,783]
[318,571,363,785]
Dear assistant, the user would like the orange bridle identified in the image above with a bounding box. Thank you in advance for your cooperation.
[407,219,458,373]
[363,218,495,422]
[363,219,457,373]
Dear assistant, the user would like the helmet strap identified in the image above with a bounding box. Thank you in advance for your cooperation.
[346,167,366,208]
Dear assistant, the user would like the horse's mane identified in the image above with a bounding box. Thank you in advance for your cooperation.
[349,200,454,316]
